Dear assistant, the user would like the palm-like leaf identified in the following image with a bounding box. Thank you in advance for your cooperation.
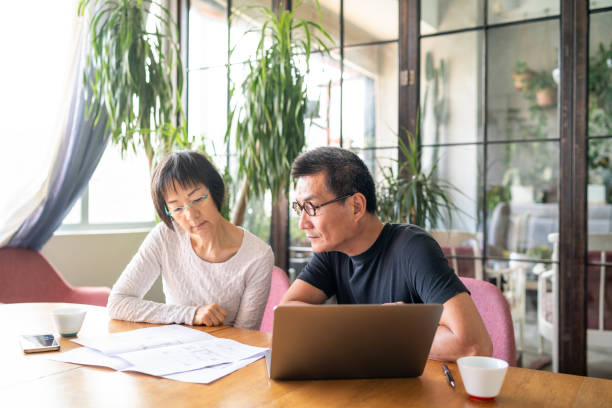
[79,0,186,170]
[377,126,465,228]
[228,0,333,199]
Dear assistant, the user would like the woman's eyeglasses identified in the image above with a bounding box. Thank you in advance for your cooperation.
[164,189,209,217]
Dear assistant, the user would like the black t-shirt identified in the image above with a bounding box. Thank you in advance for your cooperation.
[297,223,468,304]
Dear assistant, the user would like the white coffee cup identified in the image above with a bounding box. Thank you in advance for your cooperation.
[51,307,87,337]
[457,356,508,400]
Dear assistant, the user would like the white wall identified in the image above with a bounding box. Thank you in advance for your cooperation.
[41,229,164,303]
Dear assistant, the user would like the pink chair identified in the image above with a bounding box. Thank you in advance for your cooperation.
[460,277,517,366]
[260,266,290,333]
[0,248,110,306]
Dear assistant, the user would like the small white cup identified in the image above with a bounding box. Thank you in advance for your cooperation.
[457,356,508,401]
[51,307,87,337]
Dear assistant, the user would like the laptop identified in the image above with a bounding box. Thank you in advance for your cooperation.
[266,303,443,380]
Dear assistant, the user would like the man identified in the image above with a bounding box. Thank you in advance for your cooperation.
[280,147,493,362]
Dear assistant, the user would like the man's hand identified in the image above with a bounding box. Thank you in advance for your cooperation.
[193,304,227,326]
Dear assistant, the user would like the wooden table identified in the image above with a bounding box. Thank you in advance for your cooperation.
[1,303,611,407]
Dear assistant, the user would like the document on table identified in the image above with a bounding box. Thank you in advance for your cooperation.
[72,324,210,355]
[48,325,268,384]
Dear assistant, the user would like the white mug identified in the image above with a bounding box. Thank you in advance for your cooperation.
[51,307,87,337]
[457,356,508,400]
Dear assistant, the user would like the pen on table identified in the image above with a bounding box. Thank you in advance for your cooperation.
[442,364,455,388]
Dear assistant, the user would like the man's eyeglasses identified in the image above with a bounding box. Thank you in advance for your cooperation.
[165,189,209,217]
[292,193,354,217]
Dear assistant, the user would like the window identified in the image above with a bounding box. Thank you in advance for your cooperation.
[62,145,156,230]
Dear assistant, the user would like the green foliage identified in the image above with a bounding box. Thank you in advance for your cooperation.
[526,244,553,260]
[227,0,333,200]
[377,126,463,228]
[509,64,556,143]
[486,185,511,215]
[220,167,233,221]
[78,0,186,169]
[512,60,530,76]
[527,70,556,92]
[289,217,308,246]
[243,198,271,243]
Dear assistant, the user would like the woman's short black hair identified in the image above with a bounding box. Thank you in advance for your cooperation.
[151,150,225,230]
[291,146,377,213]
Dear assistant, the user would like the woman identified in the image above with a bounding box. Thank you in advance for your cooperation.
[107,151,274,330]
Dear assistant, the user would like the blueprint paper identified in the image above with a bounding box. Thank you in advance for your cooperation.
[120,337,268,376]
[163,354,264,384]
[47,325,268,384]
[49,346,131,371]
[72,324,213,355]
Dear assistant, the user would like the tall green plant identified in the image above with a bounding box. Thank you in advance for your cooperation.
[377,127,463,228]
[227,0,332,224]
[78,0,186,170]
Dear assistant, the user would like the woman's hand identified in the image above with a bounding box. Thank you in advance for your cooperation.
[193,304,227,326]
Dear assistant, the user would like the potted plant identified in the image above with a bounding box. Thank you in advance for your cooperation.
[528,70,557,107]
[78,0,187,171]
[227,0,332,226]
[511,61,533,91]
[376,125,463,228]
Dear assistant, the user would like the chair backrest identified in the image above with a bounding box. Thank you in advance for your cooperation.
[460,277,517,366]
[548,233,612,332]
[586,234,612,332]
[0,248,110,306]
[430,230,483,280]
[260,266,290,333]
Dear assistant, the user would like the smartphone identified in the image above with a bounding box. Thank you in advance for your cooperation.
[19,334,60,353]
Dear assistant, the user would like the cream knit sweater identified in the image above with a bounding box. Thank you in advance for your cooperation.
[107,223,274,330]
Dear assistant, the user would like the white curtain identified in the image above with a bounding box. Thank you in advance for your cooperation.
[0,1,83,246]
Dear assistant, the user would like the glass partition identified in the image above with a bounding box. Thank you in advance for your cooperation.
[422,144,483,234]
[294,0,340,51]
[229,0,273,64]
[419,0,563,371]
[421,0,484,35]
[343,43,398,150]
[344,0,398,46]
[189,0,228,68]
[420,31,483,145]
[590,0,612,9]
[487,20,559,142]
[586,8,612,378]
[188,67,228,155]
[488,0,559,25]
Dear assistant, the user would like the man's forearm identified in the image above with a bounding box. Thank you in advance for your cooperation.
[428,324,493,362]
[279,300,316,306]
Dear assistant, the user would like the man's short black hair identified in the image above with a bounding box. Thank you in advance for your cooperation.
[291,147,377,213]
[151,150,225,230]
